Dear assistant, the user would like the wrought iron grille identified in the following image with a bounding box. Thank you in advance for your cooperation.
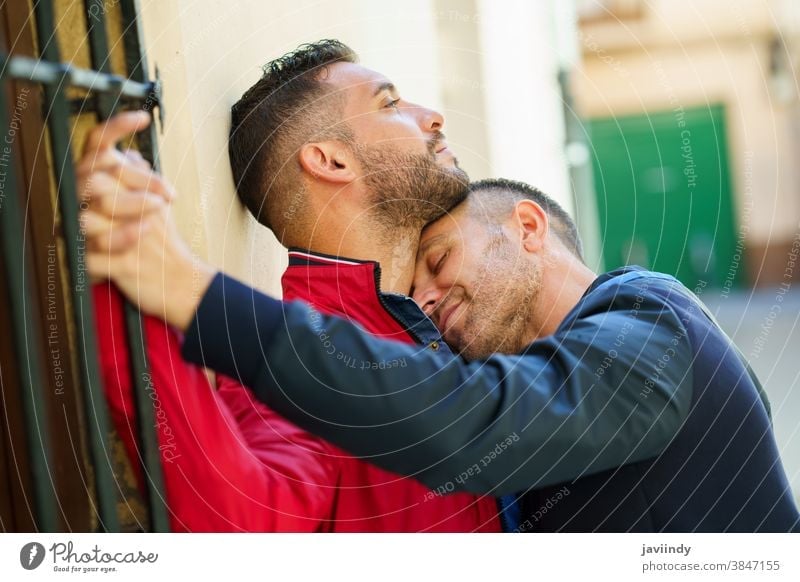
[0,0,168,532]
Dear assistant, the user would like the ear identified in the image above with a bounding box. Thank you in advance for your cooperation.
[298,140,356,184]
[513,200,549,253]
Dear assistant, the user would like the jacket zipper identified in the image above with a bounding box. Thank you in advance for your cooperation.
[372,264,426,345]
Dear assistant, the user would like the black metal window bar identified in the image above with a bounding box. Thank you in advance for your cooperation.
[0,0,167,532]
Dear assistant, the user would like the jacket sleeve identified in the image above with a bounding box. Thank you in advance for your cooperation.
[94,282,340,531]
[182,273,694,496]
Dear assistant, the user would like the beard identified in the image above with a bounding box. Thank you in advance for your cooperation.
[444,237,543,360]
[355,139,469,229]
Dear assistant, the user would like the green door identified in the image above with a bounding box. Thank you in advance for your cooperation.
[588,105,742,289]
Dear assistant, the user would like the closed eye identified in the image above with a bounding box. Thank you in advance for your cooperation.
[385,98,400,109]
[434,251,449,275]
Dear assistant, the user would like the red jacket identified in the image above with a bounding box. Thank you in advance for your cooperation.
[94,249,500,532]
[94,283,338,532]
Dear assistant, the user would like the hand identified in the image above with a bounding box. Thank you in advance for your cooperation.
[77,111,173,251]
[77,111,216,331]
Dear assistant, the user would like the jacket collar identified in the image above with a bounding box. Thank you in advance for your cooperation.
[283,247,448,351]
[583,265,647,297]
[283,248,382,306]
[287,248,375,268]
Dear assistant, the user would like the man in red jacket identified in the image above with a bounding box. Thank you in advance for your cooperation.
[83,39,502,531]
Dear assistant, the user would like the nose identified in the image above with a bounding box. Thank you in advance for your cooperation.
[425,107,444,132]
[422,106,444,133]
[412,284,444,318]
[406,100,444,133]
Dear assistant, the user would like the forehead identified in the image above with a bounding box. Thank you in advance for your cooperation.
[323,61,394,102]
[419,204,472,253]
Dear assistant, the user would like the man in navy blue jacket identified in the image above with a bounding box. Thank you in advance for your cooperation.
[82,127,799,531]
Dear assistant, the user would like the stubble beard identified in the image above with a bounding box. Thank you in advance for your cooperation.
[448,241,543,360]
[356,143,469,230]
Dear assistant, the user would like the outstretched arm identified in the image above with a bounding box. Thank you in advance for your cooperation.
[179,272,693,496]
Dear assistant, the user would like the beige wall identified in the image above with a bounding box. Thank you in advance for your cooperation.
[433,0,576,213]
[433,0,492,180]
[475,0,573,213]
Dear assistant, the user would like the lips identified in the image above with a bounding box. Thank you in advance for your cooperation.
[432,137,449,154]
[437,300,461,332]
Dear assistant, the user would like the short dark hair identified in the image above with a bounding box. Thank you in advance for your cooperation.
[467,178,584,261]
[229,39,357,242]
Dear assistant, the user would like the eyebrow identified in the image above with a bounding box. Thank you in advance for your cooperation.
[418,233,447,257]
[371,81,396,98]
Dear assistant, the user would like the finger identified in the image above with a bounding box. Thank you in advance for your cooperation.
[108,163,174,201]
[76,148,127,182]
[82,172,166,216]
[83,111,151,155]
[76,145,151,179]
[82,179,169,220]
[95,190,166,220]
[79,209,114,238]
[77,150,172,204]
[80,210,150,243]
[86,218,150,254]
[122,148,151,170]
[80,171,124,205]
[86,218,157,277]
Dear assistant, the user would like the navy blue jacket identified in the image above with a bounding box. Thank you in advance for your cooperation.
[182,266,799,532]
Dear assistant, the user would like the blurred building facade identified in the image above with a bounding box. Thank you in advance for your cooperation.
[575,0,800,289]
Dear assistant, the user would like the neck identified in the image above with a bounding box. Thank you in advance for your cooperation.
[300,215,420,295]
[529,252,597,339]
[295,186,425,294]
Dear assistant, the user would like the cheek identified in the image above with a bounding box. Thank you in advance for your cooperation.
[471,247,501,280]
[437,263,460,290]
[374,117,426,147]
[449,250,477,287]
